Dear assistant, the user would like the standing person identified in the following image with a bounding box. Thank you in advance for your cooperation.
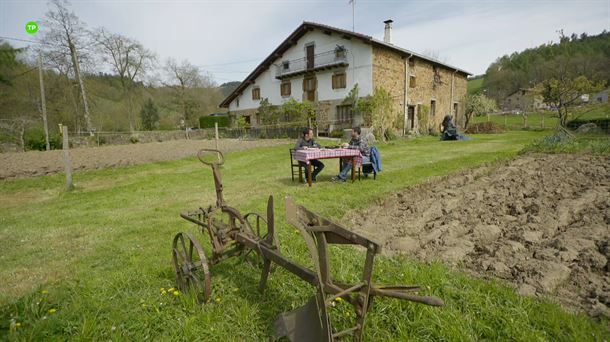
[332,127,370,182]
[294,127,325,182]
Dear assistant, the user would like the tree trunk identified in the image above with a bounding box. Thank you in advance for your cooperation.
[38,56,50,151]
[19,124,26,152]
[68,40,93,134]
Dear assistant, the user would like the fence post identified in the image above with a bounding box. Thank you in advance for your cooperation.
[214,122,219,150]
[61,126,74,191]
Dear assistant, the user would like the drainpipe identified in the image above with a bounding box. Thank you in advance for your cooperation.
[403,54,412,135]
[450,69,457,125]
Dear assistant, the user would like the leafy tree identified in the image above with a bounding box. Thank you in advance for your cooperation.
[464,93,497,129]
[140,98,159,130]
[537,76,605,127]
[357,87,397,141]
[258,98,279,125]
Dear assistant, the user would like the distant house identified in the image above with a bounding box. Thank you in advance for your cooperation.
[592,88,609,103]
[219,21,471,134]
[501,88,548,113]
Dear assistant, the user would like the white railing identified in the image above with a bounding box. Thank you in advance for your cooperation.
[276,49,348,78]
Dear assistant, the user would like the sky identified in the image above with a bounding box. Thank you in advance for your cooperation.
[1,0,609,84]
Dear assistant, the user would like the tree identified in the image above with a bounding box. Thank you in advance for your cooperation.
[0,42,21,85]
[464,93,497,129]
[39,0,94,133]
[140,98,159,130]
[95,28,156,132]
[357,87,397,141]
[538,75,604,127]
[164,58,213,127]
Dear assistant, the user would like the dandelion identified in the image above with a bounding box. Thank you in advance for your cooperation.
[215,297,221,303]
[41,290,49,295]
[48,308,57,314]
[15,322,21,328]
[172,291,180,296]
[161,290,167,295]
[334,297,343,302]
[168,287,175,292]
[160,287,165,292]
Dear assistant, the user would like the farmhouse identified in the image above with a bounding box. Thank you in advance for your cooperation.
[501,88,548,113]
[219,21,471,134]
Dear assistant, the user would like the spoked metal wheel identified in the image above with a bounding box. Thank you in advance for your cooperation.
[172,232,211,304]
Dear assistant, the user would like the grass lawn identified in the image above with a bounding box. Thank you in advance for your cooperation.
[472,103,610,130]
[1,131,608,341]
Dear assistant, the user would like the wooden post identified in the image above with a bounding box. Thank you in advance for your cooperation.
[214,122,219,150]
[38,56,50,151]
[62,126,74,191]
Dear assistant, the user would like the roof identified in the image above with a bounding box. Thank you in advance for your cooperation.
[219,21,472,108]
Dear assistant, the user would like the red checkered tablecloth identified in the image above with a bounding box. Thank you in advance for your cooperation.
[293,148,362,165]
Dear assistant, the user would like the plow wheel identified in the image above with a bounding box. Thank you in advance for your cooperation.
[172,232,212,304]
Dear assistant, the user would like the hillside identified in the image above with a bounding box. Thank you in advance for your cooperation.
[483,31,610,100]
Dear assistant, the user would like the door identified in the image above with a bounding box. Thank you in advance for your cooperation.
[408,106,415,130]
[306,44,315,70]
[303,76,317,102]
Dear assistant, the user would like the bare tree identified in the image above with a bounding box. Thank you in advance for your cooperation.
[39,0,94,134]
[164,58,214,127]
[95,28,156,132]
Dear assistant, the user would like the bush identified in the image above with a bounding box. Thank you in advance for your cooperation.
[465,122,504,134]
[199,115,230,129]
[520,130,610,155]
[25,129,61,151]
[329,130,344,138]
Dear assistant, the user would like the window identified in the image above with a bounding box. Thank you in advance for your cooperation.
[336,105,353,124]
[332,72,346,89]
[282,61,290,70]
[280,81,291,97]
[409,75,416,88]
[252,87,260,100]
[430,100,436,117]
[408,58,415,68]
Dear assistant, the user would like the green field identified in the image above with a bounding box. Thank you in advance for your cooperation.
[1,132,609,341]
[471,103,610,130]
[467,77,485,95]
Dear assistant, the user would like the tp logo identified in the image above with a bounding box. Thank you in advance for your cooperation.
[26,21,39,35]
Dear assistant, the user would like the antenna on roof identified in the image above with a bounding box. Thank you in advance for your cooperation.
[349,0,355,32]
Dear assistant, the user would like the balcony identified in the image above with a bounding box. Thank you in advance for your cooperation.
[276,49,349,79]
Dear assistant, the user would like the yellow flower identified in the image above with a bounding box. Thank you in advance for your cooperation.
[41,290,49,295]
[215,297,221,303]
[15,322,21,328]
[168,287,175,292]
[48,308,57,314]
[294,229,299,234]
[161,290,167,295]
[172,291,180,296]
[335,297,343,302]
[160,287,165,292]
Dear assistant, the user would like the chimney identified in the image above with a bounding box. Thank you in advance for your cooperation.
[383,19,393,44]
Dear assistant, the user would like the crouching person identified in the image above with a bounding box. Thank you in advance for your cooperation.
[332,127,370,182]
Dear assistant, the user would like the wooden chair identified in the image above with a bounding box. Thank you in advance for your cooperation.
[289,148,303,183]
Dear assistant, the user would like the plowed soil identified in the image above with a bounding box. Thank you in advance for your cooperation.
[344,154,610,317]
[0,139,288,180]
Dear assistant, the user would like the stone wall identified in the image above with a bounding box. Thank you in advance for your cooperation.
[371,46,468,133]
[372,46,406,125]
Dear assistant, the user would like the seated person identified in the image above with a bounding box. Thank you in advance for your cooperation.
[441,115,469,141]
[294,128,325,182]
[332,127,370,182]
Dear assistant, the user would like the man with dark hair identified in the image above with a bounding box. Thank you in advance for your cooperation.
[332,127,370,182]
[294,127,325,182]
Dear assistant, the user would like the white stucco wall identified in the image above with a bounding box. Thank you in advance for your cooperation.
[228,29,373,111]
